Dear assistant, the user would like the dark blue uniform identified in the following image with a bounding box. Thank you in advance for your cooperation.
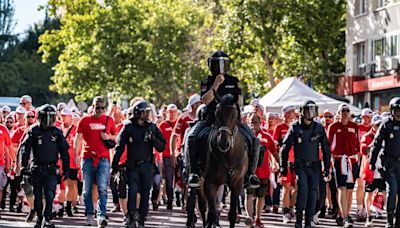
[112,120,165,225]
[20,124,70,224]
[280,121,331,227]
[370,117,400,227]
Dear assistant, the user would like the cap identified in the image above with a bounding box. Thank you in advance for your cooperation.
[61,108,73,116]
[338,103,350,111]
[361,108,373,117]
[282,105,295,113]
[381,112,390,119]
[20,95,32,103]
[323,109,334,116]
[167,104,178,111]
[70,107,79,113]
[187,94,202,109]
[24,110,35,117]
[250,98,259,106]
[372,115,383,125]
[16,106,27,114]
[2,106,11,113]
[57,102,67,111]
[122,109,128,116]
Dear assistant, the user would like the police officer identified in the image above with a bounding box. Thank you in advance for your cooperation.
[370,97,400,228]
[280,100,331,228]
[112,100,166,228]
[187,51,261,189]
[20,104,70,228]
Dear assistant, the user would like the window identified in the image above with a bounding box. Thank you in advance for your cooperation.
[390,35,398,56]
[375,39,383,56]
[355,0,367,15]
[357,42,366,65]
[378,0,387,7]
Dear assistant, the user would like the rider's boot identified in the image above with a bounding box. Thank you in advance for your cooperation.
[188,127,200,189]
[247,138,261,189]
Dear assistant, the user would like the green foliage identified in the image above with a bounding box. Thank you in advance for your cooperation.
[40,0,346,105]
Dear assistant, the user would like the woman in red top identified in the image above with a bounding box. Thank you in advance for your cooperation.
[245,112,277,228]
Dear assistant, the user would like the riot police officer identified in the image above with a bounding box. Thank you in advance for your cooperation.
[20,104,70,228]
[112,100,166,228]
[370,97,400,228]
[187,51,261,189]
[280,100,331,228]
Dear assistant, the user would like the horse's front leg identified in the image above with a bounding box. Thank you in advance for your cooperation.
[205,181,218,228]
[228,181,242,228]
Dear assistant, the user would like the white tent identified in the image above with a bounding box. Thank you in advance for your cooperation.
[259,77,361,115]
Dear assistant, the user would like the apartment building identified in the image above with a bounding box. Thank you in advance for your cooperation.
[338,0,400,111]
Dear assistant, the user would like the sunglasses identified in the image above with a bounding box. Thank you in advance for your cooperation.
[95,106,106,110]
[27,116,35,119]
[20,102,26,105]
[341,109,350,113]
[5,121,13,124]
[324,115,334,118]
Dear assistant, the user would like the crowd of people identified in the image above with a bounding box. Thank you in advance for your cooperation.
[0,51,399,228]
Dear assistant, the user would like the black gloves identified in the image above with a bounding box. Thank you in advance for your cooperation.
[280,167,288,177]
[322,169,329,178]
[370,164,376,172]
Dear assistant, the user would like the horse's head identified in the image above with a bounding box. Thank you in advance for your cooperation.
[214,91,239,153]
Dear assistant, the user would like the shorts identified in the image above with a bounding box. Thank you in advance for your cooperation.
[247,179,268,198]
[365,179,386,193]
[334,160,359,189]
[68,169,79,181]
[117,169,127,199]
[0,166,7,190]
[21,175,33,197]
[282,165,296,186]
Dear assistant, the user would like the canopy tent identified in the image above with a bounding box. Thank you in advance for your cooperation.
[259,77,361,115]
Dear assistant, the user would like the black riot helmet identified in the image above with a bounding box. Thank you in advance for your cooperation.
[389,97,400,120]
[38,104,57,128]
[208,51,232,76]
[132,100,151,120]
[300,100,318,121]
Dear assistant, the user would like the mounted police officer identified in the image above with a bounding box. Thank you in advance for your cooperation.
[20,104,70,228]
[370,97,400,228]
[112,100,166,228]
[280,100,331,228]
[187,51,261,189]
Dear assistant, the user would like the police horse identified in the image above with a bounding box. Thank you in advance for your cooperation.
[192,93,249,228]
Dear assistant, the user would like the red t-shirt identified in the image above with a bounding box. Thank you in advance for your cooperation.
[63,125,79,169]
[273,123,294,162]
[0,125,12,167]
[358,123,371,141]
[159,120,177,158]
[328,121,360,159]
[172,112,194,155]
[77,115,117,165]
[255,130,276,179]
[116,123,128,165]
[360,130,375,156]
[12,126,28,145]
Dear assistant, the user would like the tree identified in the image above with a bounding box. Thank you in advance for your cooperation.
[0,0,16,54]
[40,0,207,106]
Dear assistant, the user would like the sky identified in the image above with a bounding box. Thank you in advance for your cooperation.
[13,0,48,36]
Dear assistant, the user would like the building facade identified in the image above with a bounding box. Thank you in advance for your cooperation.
[338,0,400,111]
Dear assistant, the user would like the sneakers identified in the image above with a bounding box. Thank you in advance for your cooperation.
[244,217,254,227]
[255,218,264,228]
[327,208,338,219]
[188,174,200,188]
[98,216,107,228]
[167,203,173,210]
[248,175,260,189]
[138,219,145,228]
[283,213,291,224]
[175,191,181,207]
[344,217,354,228]
[66,202,73,217]
[57,205,64,217]
[34,217,42,228]
[25,209,36,222]
[375,211,383,219]
[264,205,271,213]
[85,214,96,226]
[336,217,345,226]
[365,216,373,227]
[42,220,55,228]
[311,214,320,226]
[152,200,159,211]
[356,208,366,222]
[110,204,121,213]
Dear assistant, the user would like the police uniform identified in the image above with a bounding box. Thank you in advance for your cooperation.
[280,120,331,227]
[20,123,69,227]
[112,116,165,227]
[370,116,400,227]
